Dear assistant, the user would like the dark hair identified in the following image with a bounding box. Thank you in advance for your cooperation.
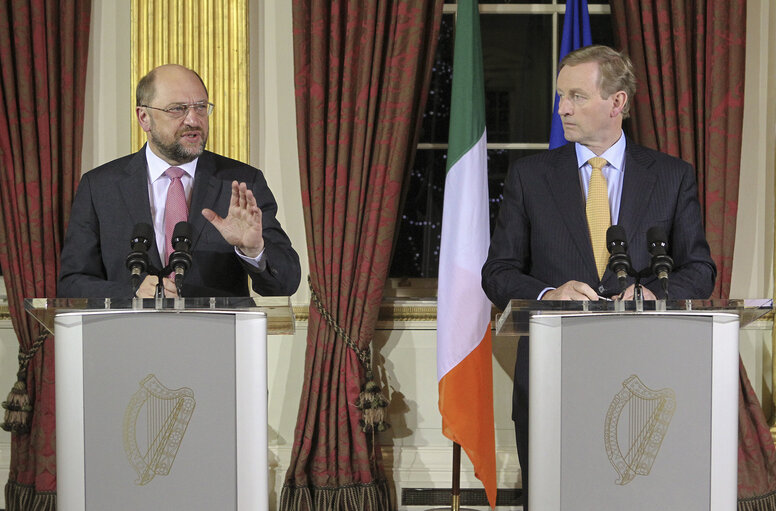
[559,45,636,118]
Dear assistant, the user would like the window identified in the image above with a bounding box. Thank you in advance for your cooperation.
[389,1,614,279]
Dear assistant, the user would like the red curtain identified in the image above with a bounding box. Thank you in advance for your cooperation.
[609,0,745,299]
[0,1,91,508]
[281,1,443,509]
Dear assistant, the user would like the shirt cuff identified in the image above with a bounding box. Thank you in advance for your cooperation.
[235,246,267,271]
[538,287,555,300]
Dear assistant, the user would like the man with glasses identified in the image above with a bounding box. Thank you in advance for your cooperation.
[58,64,301,298]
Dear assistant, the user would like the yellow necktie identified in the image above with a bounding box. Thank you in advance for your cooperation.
[586,157,610,279]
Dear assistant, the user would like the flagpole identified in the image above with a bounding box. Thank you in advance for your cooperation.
[452,442,462,511]
[427,442,478,511]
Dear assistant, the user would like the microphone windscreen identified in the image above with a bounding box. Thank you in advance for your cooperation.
[131,222,154,250]
[606,225,627,247]
[647,226,668,246]
[172,221,192,241]
[172,221,193,253]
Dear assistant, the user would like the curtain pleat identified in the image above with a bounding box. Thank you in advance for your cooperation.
[0,1,91,509]
[281,1,443,509]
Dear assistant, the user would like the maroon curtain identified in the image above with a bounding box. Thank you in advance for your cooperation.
[280,1,443,509]
[609,0,745,299]
[0,1,91,509]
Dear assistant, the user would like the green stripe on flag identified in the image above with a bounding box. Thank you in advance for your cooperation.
[446,0,486,173]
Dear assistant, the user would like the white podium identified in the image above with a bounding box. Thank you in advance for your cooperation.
[495,299,772,511]
[26,297,294,511]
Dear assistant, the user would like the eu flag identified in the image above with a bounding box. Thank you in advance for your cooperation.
[549,0,593,149]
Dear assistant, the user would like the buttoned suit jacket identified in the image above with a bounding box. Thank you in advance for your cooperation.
[57,146,301,298]
[482,139,716,309]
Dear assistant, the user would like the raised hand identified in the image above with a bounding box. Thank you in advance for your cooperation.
[201,180,264,257]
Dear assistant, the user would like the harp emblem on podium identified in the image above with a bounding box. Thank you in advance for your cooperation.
[604,375,675,485]
[122,374,196,485]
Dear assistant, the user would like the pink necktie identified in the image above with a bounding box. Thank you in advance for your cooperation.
[164,167,188,265]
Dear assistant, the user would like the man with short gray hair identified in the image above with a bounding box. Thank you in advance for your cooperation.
[482,45,715,510]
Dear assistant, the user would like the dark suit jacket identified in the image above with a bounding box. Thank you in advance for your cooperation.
[57,146,301,298]
[482,139,716,309]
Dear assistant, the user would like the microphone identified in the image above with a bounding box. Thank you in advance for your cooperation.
[168,221,193,295]
[126,223,153,294]
[606,225,632,292]
[647,226,674,296]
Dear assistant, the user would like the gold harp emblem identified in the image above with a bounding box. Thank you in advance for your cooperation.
[122,374,196,485]
[604,375,675,485]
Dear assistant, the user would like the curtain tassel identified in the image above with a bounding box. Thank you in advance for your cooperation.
[355,370,390,433]
[1,368,33,433]
[1,331,48,434]
[309,277,391,433]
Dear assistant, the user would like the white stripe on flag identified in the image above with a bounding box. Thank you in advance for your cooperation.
[437,130,491,382]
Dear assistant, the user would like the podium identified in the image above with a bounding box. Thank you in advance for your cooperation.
[495,298,773,511]
[25,297,294,511]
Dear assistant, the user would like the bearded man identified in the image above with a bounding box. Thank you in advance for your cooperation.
[58,64,300,298]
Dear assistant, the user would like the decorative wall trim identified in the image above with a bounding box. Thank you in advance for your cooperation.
[293,300,438,324]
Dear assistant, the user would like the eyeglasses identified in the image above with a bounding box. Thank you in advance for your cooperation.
[141,102,214,118]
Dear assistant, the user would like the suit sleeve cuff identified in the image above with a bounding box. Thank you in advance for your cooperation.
[235,246,267,271]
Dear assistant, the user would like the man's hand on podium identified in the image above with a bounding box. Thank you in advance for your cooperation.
[542,280,599,301]
[135,275,179,298]
[618,284,657,300]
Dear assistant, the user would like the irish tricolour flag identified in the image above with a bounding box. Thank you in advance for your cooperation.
[436,0,497,507]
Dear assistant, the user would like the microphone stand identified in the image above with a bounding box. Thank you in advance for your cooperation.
[633,282,644,312]
[154,273,164,299]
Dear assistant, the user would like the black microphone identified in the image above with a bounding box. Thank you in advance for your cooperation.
[168,221,193,295]
[126,223,153,294]
[606,225,632,292]
[647,226,674,296]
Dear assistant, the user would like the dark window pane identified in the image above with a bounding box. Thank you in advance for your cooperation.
[486,149,543,232]
[557,13,614,49]
[482,14,553,144]
[391,150,447,278]
[419,15,454,143]
[589,13,614,47]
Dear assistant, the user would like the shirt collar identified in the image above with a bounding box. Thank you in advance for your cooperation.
[574,130,627,171]
[145,144,198,182]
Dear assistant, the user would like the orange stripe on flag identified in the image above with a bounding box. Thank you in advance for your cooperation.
[438,327,497,508]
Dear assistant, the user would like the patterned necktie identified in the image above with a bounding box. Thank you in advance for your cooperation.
[164,167,188,265]
[586,157,610,279]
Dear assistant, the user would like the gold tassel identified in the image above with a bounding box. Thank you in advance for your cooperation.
[355,371,390,433]
[1,368,33,434]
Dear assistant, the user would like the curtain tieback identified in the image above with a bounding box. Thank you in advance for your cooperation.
[1,330,48,434]
[308,276,390,433]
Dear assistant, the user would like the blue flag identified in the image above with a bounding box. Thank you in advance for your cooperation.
[548,0,593,149]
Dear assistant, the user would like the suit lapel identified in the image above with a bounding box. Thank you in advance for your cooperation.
[617,141,657,248]
[545,145,598,273]
[118,148,163,269]
[189,151,222,245]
